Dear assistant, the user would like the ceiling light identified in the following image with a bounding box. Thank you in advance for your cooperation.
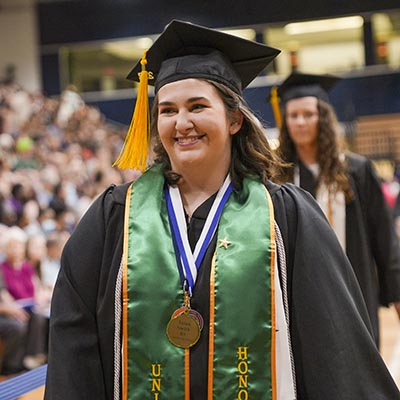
[103,37,154,60]
[284,16,364,35]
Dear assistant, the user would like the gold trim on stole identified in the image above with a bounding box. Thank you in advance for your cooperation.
[208,253,217,399]
[122,183,133,400]
[185,349,190,400]
[266,187,277,399]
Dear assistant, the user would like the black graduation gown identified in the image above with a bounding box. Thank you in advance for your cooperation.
[298,152,400,344]
[44,179,400,400]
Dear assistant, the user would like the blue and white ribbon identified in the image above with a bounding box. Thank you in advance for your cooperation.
[165,175,233,295]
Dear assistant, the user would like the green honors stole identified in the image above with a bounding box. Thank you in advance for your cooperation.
[121,165,277,399]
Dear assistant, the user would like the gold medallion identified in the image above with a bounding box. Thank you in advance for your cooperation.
[166,311,201,348]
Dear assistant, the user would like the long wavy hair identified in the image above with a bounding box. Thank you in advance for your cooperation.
[277,98,353,201]
[149,79,287,189]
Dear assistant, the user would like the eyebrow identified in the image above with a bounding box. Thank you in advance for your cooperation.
[158,96,208,106]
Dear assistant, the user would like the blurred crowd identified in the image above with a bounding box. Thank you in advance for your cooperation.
[0,82,135,375]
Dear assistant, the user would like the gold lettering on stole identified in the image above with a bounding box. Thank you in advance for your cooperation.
[151,363,161,399]
[237,347,249,399]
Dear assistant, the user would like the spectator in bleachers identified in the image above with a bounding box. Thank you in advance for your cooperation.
[41,231,69,292]
[0,277,28,375]
[19,199,43,236]
[26,233,47,282]
[0,227,49,370]
[0,225,28,375]
[48,182,68,217]
[55,85,84,129]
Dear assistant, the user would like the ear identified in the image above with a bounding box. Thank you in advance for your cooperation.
[229,110,243,135]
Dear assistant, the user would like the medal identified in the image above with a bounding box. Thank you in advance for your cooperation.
[166,310,201,348]
[167,290,204,348]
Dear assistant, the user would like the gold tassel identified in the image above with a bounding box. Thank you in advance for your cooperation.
[269,86,282,129]
[113,51,152,171]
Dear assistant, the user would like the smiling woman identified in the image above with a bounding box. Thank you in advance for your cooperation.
[156,79,240,211]
[45,20,400,400]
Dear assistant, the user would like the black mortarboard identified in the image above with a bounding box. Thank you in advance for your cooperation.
[277,72,339,104]
[269,72,339,128]
[127,19,280,95]
[115,20,280,171]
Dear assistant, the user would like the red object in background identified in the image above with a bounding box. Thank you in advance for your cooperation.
[377,41,388,64]
[381,181,398,208]
[377,42,388,58]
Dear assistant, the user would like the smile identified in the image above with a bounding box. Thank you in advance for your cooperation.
[175,135,205,145]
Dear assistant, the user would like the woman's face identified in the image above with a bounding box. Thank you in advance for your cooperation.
[156,79,242,175]
[5,238,26,266]
[285,96,319,150]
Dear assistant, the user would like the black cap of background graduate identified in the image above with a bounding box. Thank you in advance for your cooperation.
[278,72,339,104]
[269,72,339,128]
[127,19,281,95]
[114,19,281,171]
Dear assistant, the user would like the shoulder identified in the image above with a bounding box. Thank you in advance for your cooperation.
[103,181,131,207]
[345,150,368,165]
[266,180,325,218]
[106,181,131,203]
[345,151,375,176]
[83,182,131,224]
[266,180,334,253]
[345,151,383,196]
[63,182,131,259]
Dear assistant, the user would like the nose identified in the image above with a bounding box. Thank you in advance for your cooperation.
[292,114,307,125]
[175,110,194,133]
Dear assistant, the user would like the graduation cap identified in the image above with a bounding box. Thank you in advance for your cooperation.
[269,72,339,128]
[114,19,281,171]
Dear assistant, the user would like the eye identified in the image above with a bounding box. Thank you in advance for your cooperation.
[190,103,206,112]
[159,106,176,115]
[304,112,315,119]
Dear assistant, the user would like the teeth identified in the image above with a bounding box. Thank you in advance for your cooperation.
[177,137,199,143]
